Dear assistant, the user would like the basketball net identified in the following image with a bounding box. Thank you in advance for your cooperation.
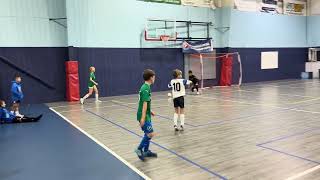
[160,35,170,46]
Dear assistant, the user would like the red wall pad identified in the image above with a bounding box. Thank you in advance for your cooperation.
[220,55,233,86]
[65,61,80,101]
[65,60,79,74]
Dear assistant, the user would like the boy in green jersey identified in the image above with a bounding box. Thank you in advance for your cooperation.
[135,69,157,161]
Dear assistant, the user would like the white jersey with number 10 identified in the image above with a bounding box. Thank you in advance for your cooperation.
[168,79,191,99]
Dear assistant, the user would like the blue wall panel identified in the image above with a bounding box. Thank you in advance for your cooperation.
[229,48,307,83]
[0,48,68,104]
[75,48,184,97]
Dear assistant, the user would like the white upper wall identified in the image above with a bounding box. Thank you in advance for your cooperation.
[0,0,67,47]
[66,0,216,48]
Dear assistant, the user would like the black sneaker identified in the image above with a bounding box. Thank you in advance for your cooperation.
[174,125,179,131]
[135,149,145,161]
[36,114,43,121]
[180,125,184,131]
[144,150,158,158]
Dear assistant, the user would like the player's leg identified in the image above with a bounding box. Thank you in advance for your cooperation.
[173,98,180,131]
[93,85,101,102]
[195,81,200,94]
[144,131,157,158]
[136,133,148,161]
[174,107,179,131]
[20,115,42,122]
[80,87,93,104]
[135,122,157,160]
[180,97,185,131]
[13,101,22,116]
[191,85,195,92]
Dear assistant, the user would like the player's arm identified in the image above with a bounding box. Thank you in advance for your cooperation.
[183,79,192,85]
[140,102,147,127]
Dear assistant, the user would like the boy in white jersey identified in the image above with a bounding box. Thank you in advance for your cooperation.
[168,69,191,131]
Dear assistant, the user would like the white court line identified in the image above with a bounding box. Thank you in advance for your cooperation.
[285,165,320,180]
[49,108,151,180]
[49,95,168,109]
[52,98,171,113]
[49,100,109,108]
[55,104,119,113]
[196,95,320,115]
[236,89,317,98]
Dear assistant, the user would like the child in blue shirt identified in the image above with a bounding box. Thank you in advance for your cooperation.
[0,100,42,124]
[11,74,24,104]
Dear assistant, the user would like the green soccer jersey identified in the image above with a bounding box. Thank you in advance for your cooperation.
[88,72,96,88]
[137,83,152,122]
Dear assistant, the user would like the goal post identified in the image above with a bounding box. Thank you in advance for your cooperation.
[183,40,242,88]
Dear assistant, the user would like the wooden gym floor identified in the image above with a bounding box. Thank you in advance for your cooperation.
[48,79,320,180]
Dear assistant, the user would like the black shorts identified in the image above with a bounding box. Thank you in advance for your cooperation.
[173,96,184,108]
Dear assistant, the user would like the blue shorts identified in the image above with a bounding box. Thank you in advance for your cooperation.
[141,121,154,134]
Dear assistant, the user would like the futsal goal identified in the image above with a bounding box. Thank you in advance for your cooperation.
[184,51,242,89]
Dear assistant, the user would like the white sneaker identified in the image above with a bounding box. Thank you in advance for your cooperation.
[96,100,102,103]
[196,92,200,95]
[80,98,84,104]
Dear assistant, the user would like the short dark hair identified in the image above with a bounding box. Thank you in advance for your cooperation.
[173,69,182,78]
[15,74,21,79]
[143,69,155,81]
[188,70,193,74]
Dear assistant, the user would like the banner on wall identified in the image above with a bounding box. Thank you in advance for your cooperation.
[142,0,181,5]
[234,0,283,14]
[260,0,283,14]
[181,0,215,8]
[182,40,213,54]
[283,0,306,16]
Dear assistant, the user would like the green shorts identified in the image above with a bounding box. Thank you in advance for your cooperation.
[88,83,95,88]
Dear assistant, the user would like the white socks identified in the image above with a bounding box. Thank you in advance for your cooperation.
[81,93,100,104]
[83,94,90,100]
[173,113,185,127]
[173,113,178,126]
[180,114,185,126]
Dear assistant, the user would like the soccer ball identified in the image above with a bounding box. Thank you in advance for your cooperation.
[168,93,172,97]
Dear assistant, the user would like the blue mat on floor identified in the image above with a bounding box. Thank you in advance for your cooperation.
[0,104,143,180]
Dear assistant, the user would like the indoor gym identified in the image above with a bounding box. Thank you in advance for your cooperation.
[1,1,320,180]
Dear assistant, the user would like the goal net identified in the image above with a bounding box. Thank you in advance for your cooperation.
[184,51,242,89]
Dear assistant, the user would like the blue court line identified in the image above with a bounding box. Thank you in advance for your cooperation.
[257,145,320,165]
[192,98,320,127]
[85,109,228,180]
[256,127,320,165]
[110,100,197,127]
[257,127,320,146]
[193,108,286,127]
